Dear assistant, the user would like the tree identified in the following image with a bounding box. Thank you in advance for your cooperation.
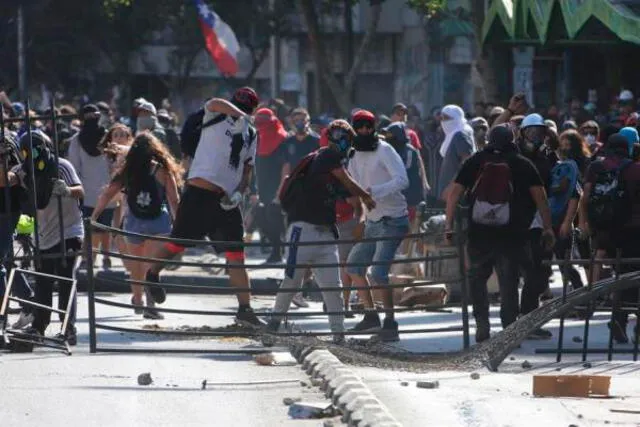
[299,0,446,115]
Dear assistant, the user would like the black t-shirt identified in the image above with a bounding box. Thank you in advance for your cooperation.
[455,146,543,239]
[255,143,288,201]
[284,132,320,168]
[287,147,345,226]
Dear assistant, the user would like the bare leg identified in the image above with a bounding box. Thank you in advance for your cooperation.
[228,260,251,306]
[349,273,374,309]
[126,241,145,303]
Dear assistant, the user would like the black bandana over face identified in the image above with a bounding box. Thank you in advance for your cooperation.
[78,118,106,157]
[22,145,57,209]
[353,133,379,152]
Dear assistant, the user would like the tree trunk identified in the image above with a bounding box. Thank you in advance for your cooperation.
[299,0,383,115]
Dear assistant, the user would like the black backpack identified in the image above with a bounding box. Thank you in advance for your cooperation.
[588,159,632,230]
[127,165,164,219]
[180,109,226,158]
[278,151,318,214]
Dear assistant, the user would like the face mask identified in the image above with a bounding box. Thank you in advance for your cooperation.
[353,133,378,152]
[137,116,155,131]
[585,134,596,146]
[98,115,111,129]
[83,117,99,129]
[294,121,307,134]
[441,120,457,135]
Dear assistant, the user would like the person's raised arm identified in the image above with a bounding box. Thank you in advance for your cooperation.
[205,98,247,119]
[369,146,409,199]
[492,93,528,128]
[90,181,122,222]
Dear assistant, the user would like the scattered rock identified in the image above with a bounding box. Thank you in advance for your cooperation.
[521,392,529,396]
[310,378,323,387]
[555,367,562,371]
[470,372,480,380]
[509,356,516,361]
[583,362,592,368]
[577,414,583,419]
[201,380,207,390]
[416,380,439,389]
[569,424,579,427]
[400,381,409,386]
[283,397,300,406]
[521,361,532,369]
[572,336,583,343]
[604,420,610,424]
[323,420,335,427]
[254,353,275,366]
[137,373,152,386]
[300,380,309,387]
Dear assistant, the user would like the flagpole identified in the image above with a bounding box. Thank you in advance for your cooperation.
[269,0,277,98]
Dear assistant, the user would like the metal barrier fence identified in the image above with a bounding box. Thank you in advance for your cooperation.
[84,213,472,354]
[538,250,640,362]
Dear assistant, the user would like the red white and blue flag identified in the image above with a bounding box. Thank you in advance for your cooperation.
[194,0,240,76]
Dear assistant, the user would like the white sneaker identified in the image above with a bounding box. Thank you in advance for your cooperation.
[291,292,309,308]
[12,311,34,329]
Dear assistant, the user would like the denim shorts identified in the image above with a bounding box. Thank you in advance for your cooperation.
[123,210,171,245]
[346,215,409,283]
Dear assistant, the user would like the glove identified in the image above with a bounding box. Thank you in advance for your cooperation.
[51,179,71,197]
[220,191,242,211]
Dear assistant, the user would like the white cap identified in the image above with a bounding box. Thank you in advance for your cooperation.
[619,90,634,101]
[521,113,545,128]
[138,101,157,116]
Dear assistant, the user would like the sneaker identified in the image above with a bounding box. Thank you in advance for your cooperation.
[11,311,34,329]
[608,320,629,344]
[291,292,309,308]
[475,319,490,343]
[143,309,165,320]
[102,256,112,269]
[526,328,553,340]
[261,320,280,347]
[236,307,267,328]
[376,319,400,343]
[348,313,381,333]
[332,333,346,345]
[131,296,144,315]
[145,271,166,304]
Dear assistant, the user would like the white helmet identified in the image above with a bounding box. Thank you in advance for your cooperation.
[521,113,545,129]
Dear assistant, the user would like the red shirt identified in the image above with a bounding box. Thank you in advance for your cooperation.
[407,128,422,150]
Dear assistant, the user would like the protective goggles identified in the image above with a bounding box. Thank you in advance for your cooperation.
[328,127,350,142]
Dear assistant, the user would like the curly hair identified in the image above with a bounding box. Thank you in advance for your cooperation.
[112,131,184,190]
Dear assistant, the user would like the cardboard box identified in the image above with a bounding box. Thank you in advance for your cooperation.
[532,375,611,398]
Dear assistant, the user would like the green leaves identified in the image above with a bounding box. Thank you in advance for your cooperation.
[406,0,447,18]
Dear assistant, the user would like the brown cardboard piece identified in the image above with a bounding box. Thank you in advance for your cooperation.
[533,375,611,398]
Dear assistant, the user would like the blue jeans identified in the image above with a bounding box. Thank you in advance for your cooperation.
[346,216,409,284]
[0,214,33,308]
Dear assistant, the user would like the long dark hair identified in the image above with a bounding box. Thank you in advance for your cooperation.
[112,132,184,190]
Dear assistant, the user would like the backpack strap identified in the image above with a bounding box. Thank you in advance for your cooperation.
[201,113,227,131]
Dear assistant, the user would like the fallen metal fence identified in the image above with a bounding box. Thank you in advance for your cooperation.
[84,212,472,354]
[537,251,640,362]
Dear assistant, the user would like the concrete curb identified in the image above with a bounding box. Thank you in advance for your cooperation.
[290,343,402,427]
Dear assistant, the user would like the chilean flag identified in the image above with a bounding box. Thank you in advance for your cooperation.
[194,0,240,76]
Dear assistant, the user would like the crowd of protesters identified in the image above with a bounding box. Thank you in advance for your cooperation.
[1,84,640,347]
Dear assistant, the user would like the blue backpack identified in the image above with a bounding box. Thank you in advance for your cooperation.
[548,159,579,226]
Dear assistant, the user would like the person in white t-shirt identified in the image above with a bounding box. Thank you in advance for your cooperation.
[345,110,409,343]
[144,87,264,327]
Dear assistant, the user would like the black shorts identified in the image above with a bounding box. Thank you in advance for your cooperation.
[170,185,244,254]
